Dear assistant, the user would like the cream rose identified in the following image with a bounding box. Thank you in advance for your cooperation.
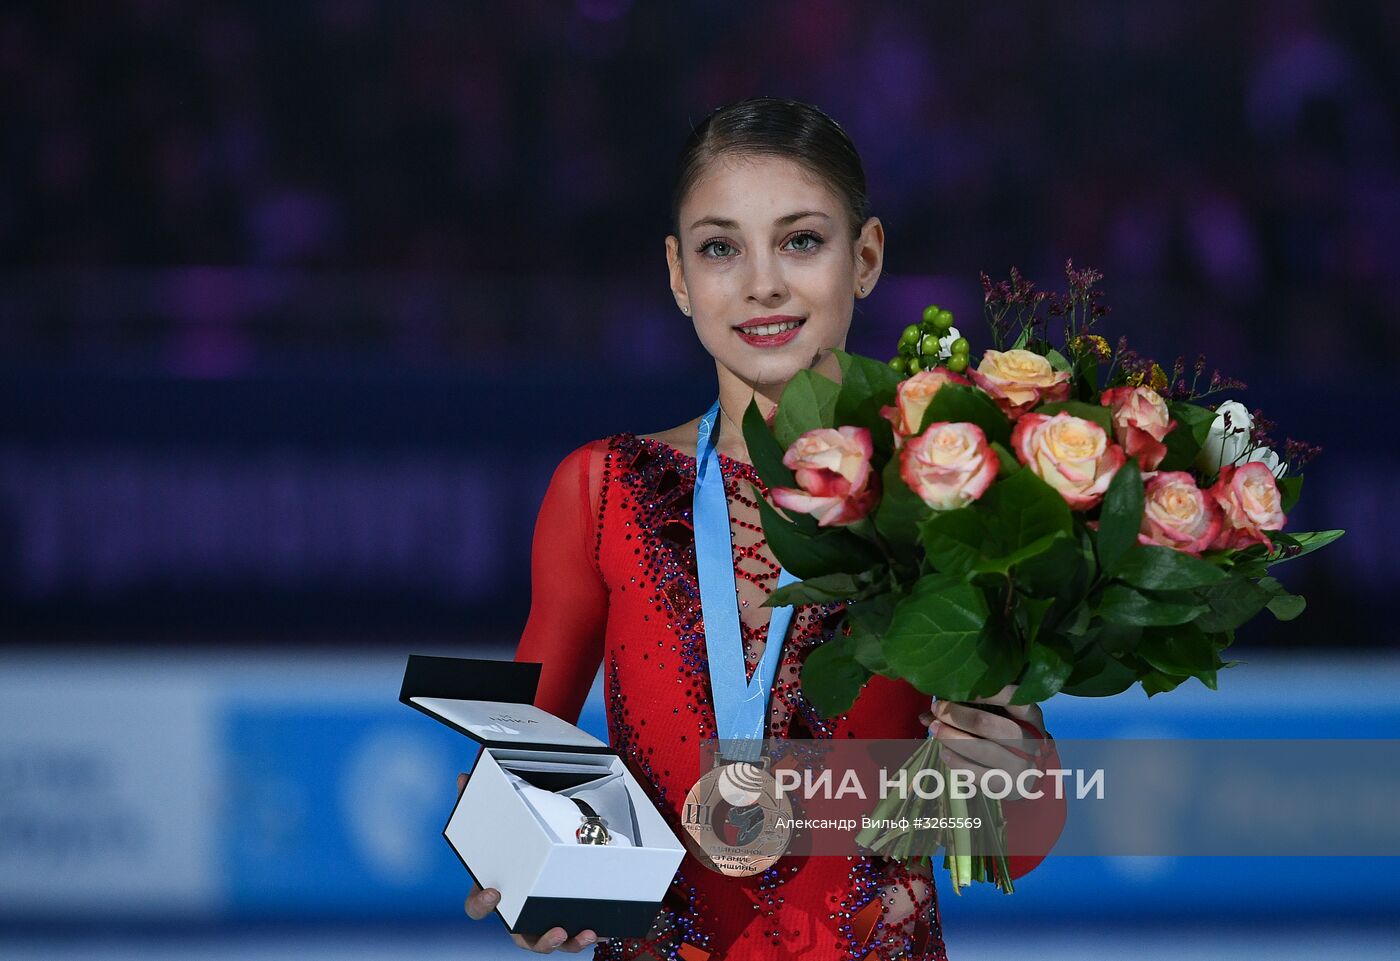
[769,426,879,527]
[899,421,998,511]
[879,368,972,448]
[1139,471,1222,554]
[1100,385,1176,471]
[1011,411,1126,510]
[1207,462,1287,551]
[969,348,1071,420]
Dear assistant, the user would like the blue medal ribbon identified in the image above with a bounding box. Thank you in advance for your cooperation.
[695,397,799,763]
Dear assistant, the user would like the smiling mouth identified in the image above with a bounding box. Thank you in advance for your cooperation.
[735,318,805,336]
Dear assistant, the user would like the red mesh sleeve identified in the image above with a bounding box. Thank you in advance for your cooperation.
[512,440,610,726]
[1002,720,1067,881]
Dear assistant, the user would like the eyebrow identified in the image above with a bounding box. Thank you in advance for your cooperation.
[688,210,832,231]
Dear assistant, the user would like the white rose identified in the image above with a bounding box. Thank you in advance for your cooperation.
[936,326,961,359]
[1195,400,1253,473]
[1243,445,1286,479]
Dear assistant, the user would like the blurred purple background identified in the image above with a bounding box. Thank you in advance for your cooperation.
[3,1,1393,650]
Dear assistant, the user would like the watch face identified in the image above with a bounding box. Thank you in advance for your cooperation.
[681,761,793,876]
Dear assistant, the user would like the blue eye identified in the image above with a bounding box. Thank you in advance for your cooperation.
[698,240,734,258]
[786,231,823,252]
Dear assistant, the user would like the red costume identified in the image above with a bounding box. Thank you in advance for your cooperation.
[515,431,1066,960]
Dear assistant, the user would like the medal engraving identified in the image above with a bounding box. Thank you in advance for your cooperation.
[682,758,793,877]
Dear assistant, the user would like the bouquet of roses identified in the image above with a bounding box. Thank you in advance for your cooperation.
[741,260,1343,893]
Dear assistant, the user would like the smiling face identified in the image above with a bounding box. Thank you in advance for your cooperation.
[665,153,884,396]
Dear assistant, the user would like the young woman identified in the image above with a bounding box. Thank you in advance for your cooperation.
[461,96,1065,960]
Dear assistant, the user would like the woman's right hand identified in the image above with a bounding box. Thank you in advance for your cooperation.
[457,773,602,953]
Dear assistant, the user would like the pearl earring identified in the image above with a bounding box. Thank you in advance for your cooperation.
[859,285,866,295]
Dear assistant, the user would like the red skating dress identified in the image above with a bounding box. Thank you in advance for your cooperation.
[514,431,1066,961]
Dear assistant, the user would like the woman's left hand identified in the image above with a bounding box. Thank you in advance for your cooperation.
[917,683,1048,796]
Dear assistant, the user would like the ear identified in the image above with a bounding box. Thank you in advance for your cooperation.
[852,217,885,298]
[665,234,690,313]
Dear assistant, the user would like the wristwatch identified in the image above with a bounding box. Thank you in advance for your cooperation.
[571,797,611,845]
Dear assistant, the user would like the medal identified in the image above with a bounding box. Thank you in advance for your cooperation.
[681,397,798,876]
[682,753,794,876]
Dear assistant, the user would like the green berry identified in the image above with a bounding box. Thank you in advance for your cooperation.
[919,333,942,357]
[950,337,970,355]
[932,310,955,333]
[908,355,925,373]
[888,356,906,373]
[946,354,969,373]
[922,304,941,324]
[899,324,921,348]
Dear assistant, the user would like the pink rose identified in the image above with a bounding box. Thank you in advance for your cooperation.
[1011,412,1126,510]
[879,368,972,449]
[969,349,1071,420]
[769,426,879,527]
[1207,463,1287,551]
[899,421,998,511]
[1139,471,1222,554]
[1100,385,1176,471]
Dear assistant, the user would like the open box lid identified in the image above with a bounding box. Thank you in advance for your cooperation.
[400,654,613,754]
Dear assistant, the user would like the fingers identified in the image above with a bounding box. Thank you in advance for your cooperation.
[517,927,599,953]
[928,701,1025,743]
[464,885,500,920]
[457,772,468,798]
[922,717,1037,780]
[966,686,1048,732]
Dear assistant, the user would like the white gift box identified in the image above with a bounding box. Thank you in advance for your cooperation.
[400,654,687,938]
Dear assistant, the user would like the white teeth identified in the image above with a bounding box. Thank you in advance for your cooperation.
[740,320,802,336]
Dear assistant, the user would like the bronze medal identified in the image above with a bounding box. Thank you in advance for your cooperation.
[681,756,793,877]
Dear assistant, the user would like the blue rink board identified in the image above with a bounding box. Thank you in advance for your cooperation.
[220,655,1400,922]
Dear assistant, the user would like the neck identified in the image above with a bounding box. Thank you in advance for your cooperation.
[712,350,844,462]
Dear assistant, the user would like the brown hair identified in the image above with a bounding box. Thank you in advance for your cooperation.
[670,96,871,242]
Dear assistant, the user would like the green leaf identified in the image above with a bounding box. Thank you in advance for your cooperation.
[1193,576,1272,632]
[919,507,988,576]
[1046,349,1072,373]
[765,572,866,607]
[832,348,903,433]
[752,485,883,579]
[1137,623,1217,676]
[773,370,841,450]
[1033,398,1112,435]
[1257,576,1307,621]
[882,576,1011,701]
[800,634,873,718]
[972,531,1067,577]
[1017,596,1057,646]
[1264,529,1345,567]
[990,441,1020,477]
[846,593,899,675]
[917,383,1012,447]
[1097,584,1210,626]
[1278,474,1303,513]
[873,450,931,547]
[1010,634,1074,703]
[1060,643,1139,697]
[1016,533,1089,599]
[1140,670,1188,697]
[1096,458,1144,574]
[1157,402,1214,472]
[742,396,797,489]
[980,467,1073,552]
[1115,545,1227,590]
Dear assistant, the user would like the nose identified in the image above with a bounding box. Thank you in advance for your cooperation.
[745,249,787,304]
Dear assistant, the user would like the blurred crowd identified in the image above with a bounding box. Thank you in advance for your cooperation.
[1,1,1396,368]
[0,1,1395,646]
